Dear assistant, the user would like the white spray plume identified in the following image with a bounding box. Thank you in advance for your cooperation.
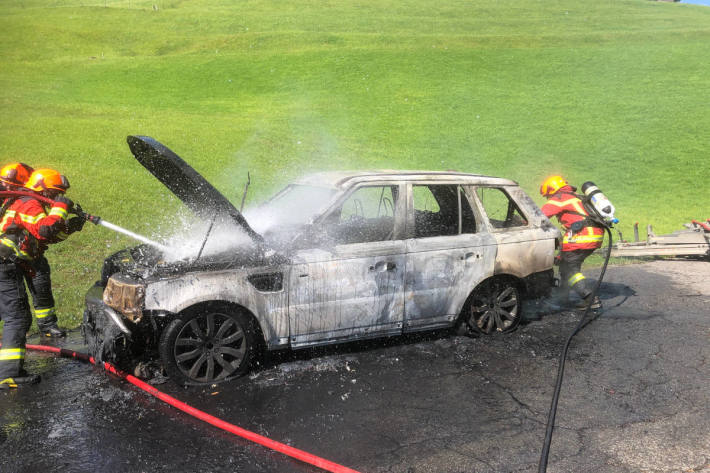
[157,214,253,262]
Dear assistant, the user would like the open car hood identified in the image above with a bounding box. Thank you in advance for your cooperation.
[126,135,263,244]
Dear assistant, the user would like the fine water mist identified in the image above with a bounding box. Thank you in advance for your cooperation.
[159,216,254,262]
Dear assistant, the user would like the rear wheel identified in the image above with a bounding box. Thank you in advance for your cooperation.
[463,278,521,335]
[159,304,257,385]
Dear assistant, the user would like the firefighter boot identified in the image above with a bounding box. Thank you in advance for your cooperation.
[547,287,572,310]
[576,294,602,311]
[0,370,41,389]
[38,323,66,338]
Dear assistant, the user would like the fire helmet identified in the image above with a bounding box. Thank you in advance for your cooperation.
[25,168,70,193]
[0,162,35,187]
[539,175,570,197]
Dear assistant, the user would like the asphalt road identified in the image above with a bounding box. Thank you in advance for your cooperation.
[1,260,708,473]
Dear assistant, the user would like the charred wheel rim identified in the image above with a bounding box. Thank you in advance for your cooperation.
[173,311,247,383]
[469,280,520,334]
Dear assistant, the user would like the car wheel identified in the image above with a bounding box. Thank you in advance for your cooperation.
[159,304,256,385]
[464,278,521,335]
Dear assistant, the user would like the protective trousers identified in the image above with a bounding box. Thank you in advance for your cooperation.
[559,249,595,299]
[24,256,57,329]
[0,262,32,378]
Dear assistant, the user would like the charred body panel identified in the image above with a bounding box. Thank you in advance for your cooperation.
[143,268,290,348]
[404,234,497,330]
[288,244,406,347]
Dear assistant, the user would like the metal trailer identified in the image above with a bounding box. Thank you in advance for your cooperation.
[611,220,710,258]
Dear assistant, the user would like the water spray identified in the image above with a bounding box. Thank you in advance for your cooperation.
[0,190,171,253]
[72,205,171,253]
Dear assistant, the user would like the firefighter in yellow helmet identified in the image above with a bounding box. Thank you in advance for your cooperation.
[0,168,84,389]
[540,175,603,310]
[0,163,67,338]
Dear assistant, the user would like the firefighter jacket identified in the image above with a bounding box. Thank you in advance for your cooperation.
[0,197,71,261]
[541,186,604,252]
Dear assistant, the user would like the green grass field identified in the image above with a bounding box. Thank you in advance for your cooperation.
[1,0,709,330]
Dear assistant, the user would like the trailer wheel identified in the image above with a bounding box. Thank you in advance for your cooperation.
[159,304,256,385]
[463,278,521,335]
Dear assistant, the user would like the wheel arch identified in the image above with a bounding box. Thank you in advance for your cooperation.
[456,273,525,333]
[459,274,525,315]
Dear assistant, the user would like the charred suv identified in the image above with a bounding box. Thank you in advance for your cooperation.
[83,136,560,385]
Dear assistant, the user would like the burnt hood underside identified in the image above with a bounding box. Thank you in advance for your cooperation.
[126,135,263,244]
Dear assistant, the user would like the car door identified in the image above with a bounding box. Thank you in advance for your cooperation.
[473,185,556,278]
[403,183,496,331]
[288,183,406,347]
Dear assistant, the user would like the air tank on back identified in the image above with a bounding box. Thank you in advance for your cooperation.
[581,181,618,225]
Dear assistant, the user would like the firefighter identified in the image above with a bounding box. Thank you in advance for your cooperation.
[0,169,83,389]
[540,175,603,310]
[0,163,66,338]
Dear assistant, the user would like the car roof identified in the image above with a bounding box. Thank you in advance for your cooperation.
[293,170,518,189]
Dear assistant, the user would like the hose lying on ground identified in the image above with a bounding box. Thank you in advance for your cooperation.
[538,226,613,472]
[18,344,360,473]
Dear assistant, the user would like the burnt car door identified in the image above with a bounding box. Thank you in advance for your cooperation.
[473,185,556,281]
[287,183,406,347]
[403,183,496,331]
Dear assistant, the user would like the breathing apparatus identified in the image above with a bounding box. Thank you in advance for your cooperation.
[581,181,618,226]
[565,181,618,235]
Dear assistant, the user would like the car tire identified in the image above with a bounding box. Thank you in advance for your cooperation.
[159,303,257,385]
[462,278,521,335]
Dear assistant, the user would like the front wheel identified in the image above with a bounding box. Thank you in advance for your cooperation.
[463,279,521,335]
[159,304,257,385]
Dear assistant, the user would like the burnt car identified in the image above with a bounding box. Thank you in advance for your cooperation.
[83,136,560,385]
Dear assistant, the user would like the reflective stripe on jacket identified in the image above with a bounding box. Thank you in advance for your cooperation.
[541,186,603,251]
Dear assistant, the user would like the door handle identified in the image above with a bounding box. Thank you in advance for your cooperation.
[461,252,475,260]
[370,261,397,272]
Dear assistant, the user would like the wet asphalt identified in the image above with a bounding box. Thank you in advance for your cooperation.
[1,260,708,473]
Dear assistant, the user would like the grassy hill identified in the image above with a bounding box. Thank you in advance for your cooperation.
[1,0,709,329]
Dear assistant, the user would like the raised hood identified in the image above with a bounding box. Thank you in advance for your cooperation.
[126,135,263,244]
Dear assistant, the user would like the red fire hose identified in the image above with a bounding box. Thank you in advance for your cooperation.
[0,190,56,205]
[21,344,361,473]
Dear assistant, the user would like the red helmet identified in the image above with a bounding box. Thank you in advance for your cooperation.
[25,168,70,193]
[0,162,34,187]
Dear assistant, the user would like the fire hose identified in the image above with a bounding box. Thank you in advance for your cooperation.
[538,225,613,472]
[16,343,360,473]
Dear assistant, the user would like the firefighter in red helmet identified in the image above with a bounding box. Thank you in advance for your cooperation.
[0,168,84,389]
[540,175,603,311]
[0,163,67,338]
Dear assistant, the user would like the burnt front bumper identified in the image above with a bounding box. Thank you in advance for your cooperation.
[82,283,135,365]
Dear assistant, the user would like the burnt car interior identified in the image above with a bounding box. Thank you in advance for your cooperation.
[413,184,476,238]
[321,185,398,244]
[476,186,529,229]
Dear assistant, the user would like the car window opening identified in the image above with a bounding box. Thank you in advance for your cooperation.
[413,184,476,238]
[476,186,529,229]
[323,185,399,244]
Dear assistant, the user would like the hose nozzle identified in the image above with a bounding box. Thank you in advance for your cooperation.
[73,204,102,225]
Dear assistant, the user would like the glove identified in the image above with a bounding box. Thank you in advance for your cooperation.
[53,194,74,211]
[67,217,85,233]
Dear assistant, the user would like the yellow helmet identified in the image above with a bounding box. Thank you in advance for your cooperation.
[25,168,70,193]
[0,162,34,187]
[540,175,569,197]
